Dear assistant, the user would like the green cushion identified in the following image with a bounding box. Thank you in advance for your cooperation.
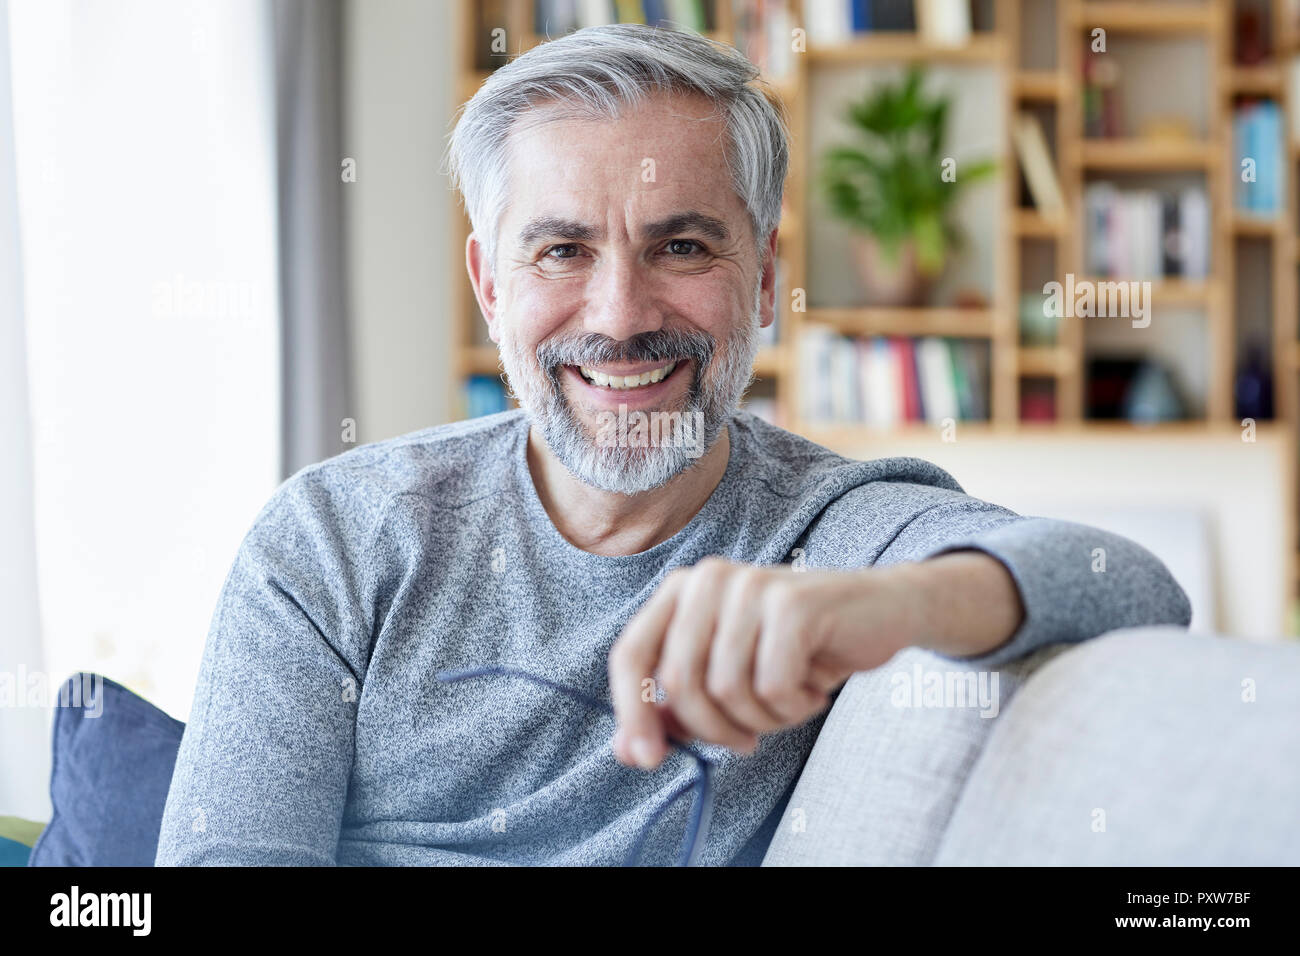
[0,815,46,848]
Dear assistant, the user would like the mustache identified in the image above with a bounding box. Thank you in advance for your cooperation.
[535,328,716,380]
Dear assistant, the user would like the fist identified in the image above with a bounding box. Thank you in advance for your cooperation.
[608,557,915,770]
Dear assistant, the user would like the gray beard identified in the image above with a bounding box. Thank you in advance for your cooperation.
[499,284,762,495]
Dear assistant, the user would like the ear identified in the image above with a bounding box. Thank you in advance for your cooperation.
[466,232,501,344]
[758,227,779,330]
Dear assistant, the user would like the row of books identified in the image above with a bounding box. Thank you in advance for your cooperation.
[1234,99,1286,216]
[798,327,990,426]
[533,0,714,35]
[1084,183,1210,280]
[808,1,975,46]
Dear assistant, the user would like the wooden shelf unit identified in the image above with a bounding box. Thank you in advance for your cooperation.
[450,1,1299,431]
[450,1,1298,599]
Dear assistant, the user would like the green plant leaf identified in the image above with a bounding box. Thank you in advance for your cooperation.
[818,67,997,280]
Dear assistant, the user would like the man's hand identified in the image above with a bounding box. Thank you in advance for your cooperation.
[608,552,1024,770]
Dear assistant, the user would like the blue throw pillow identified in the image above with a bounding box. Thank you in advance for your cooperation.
[0,836,32,866]
[29,673,185,867]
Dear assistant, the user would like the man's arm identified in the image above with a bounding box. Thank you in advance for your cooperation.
[871,497,1193,669]
[156,477,372,865]
[609,496,1191,770]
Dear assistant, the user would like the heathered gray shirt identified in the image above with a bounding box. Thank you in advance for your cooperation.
[156,409,1191,866]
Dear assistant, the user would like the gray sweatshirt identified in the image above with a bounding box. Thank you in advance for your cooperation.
[155,409,1191,866]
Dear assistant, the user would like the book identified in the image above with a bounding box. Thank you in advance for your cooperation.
[916,0,971,47]
[578,0,616,28]
[1011,113,1065,216]
[666,0,708,33]
[797,332,987,427]
[807,0,852,45]
[1084,181,1209,279]
[871,0,916,30]
[535,0,580,36]
[613,0,645,24]
[915,337,960,424]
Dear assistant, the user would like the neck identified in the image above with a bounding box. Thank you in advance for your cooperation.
[526,422,731,556]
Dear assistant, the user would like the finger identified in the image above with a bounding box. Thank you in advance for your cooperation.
[609,574,682,770]
[805,660,849,695]
[659,564,759,753]
[755,604,829,724]
[705,571,787,734]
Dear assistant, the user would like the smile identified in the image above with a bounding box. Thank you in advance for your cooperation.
[577,360,678,390]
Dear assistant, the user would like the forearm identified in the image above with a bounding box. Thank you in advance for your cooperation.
[888,551,1026,660]
[886,515,1192,668]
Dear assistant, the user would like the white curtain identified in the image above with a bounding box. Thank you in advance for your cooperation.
[1,0,282,818]
[0,0,50,822]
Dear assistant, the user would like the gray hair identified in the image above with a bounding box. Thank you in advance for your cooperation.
[443,23,788,276]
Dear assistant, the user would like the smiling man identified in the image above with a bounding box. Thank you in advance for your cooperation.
[156,24,1191,867]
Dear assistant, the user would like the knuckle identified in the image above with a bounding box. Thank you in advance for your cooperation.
[659,662,691,699]
[705,669,746,706]
[755,671,797,709]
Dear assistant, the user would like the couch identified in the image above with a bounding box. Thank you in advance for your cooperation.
[762,625,1300,865]
[12,625,1299,866]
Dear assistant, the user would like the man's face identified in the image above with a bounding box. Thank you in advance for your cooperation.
[475,91,776,494]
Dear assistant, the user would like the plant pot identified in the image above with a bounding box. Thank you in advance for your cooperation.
[851,234,932,307]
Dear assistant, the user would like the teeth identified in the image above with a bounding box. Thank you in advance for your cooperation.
[579,361,677,389]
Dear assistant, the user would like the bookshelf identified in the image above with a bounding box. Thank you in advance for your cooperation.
[450,0,1300,607]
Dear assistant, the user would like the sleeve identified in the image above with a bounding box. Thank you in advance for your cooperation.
[872,492,1193,670]
[155,475,377,866]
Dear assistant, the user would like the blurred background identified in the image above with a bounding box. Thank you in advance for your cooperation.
[2,0,1298,820]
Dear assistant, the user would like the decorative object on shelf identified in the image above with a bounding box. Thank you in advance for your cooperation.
[819,66,996,306]
[1018,292,1058,347]
[1122,361,1186,424]
[1087,357,1185,423]
[1234,1,1269,66]
[1234,342,1275,421]
[1019,379,1056,423]
[1082,41,1122,138]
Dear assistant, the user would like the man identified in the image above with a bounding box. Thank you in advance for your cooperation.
[156,24,1190,867]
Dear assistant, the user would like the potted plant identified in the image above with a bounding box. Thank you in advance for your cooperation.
[819,66,996,306]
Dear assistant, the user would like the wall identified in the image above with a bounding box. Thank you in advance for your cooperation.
[342,0,458,443]
[821,426,1293,640]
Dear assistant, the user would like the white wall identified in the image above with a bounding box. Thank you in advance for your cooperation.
[822,426,1293,640]
[342,0,458,442]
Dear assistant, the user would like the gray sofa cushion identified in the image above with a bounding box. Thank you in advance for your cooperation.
[762,643,1068,866]
[934,626,1300,865]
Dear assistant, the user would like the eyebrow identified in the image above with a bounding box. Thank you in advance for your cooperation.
[516,211,731,248]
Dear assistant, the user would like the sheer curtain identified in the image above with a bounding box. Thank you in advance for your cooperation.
[0,0,49,821]
[2,0,281,817]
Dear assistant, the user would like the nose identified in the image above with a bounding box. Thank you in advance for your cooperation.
[582,251,664,343]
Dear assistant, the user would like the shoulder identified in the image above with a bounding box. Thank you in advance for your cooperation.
[727,410,967,503]
[250,410,528,552]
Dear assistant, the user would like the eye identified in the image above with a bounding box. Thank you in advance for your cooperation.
[543,244,581,260]
[664,239,705,257]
